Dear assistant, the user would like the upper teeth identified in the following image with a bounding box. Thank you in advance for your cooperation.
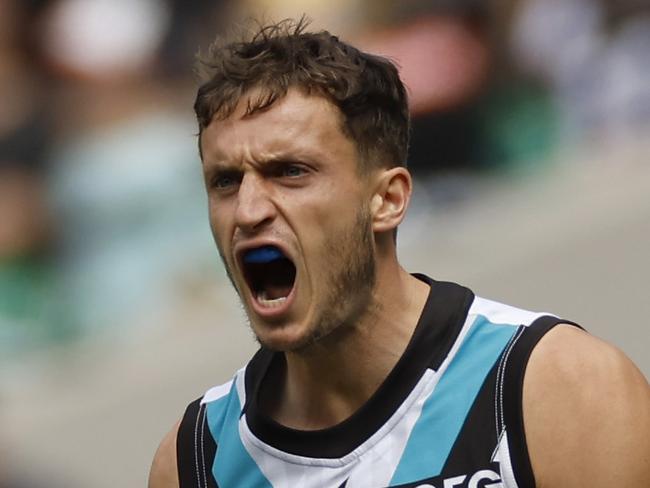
[256,291,287,308]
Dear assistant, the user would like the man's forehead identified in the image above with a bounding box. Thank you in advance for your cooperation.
[233,86,340,124]
[200,88,347,162]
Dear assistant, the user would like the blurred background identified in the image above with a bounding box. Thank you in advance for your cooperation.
[0,0,648,486]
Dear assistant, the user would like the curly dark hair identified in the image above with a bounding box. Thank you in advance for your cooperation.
[194,17,410,170]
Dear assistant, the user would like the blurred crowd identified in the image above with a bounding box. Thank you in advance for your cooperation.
[1,0,649,366]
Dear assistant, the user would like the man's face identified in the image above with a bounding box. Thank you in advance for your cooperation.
[200,89,377,352]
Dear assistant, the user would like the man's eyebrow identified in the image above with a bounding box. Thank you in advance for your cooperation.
[201,162,242,181]
[262,152,321,166]
[202,159,239,170]
[202,154,315,173]
[261,155,305,166]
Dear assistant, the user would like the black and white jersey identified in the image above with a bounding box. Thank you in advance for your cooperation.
[177,275,576,487]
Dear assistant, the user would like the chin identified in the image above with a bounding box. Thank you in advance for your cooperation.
[251,320,317,352]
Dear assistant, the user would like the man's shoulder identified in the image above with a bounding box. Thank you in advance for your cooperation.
[523,324,650,487]
[148,420,181,488]
[147,365,250,488]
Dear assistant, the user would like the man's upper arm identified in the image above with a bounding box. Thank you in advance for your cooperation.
[148,420,181,488]
[523,324,650,487]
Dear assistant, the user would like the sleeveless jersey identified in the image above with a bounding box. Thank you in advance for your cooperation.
[176,275,576,488]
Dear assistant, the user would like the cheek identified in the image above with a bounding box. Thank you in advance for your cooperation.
[208,211,221,242]
[208,207,234,260]
[208,211,221,239]
[300,207,360,270]
[207,199,231,235]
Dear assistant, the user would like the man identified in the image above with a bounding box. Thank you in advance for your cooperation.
[149,19,650,488]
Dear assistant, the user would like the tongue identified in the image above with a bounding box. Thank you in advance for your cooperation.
[261,259,294,299]
[264,283,293,300]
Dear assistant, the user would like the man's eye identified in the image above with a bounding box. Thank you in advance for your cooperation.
[213,174,238,189]
[281,165,306,177]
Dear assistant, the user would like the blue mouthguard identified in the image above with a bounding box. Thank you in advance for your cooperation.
[243,246,284,264]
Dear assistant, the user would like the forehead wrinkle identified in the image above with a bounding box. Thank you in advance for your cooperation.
[202,89,354,169]
[258,95,353,164]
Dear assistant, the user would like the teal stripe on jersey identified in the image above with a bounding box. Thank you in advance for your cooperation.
[390,315,518,485]
[205,382,273,488]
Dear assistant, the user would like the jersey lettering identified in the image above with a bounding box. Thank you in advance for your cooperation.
[413,468,502,488]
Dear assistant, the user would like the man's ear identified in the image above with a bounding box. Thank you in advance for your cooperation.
[369,167,412,233]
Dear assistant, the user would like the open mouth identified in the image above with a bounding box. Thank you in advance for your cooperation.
[241,245,296,309]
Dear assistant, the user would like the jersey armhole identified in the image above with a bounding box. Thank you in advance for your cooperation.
[501,316,581,488]
[176,397,202,488]
[176,396,219,488]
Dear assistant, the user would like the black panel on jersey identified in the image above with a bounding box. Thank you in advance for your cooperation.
[244,276,474,458]
[177,397,219,488]
[242,345,275,418]
[415,275,475,372]
[501,316,581,488]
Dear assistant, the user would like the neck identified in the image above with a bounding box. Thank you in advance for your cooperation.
[264,263,430,430]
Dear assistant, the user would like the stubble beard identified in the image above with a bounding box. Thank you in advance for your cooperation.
[295,206,376,352]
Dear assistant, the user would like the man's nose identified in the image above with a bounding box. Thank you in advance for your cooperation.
[234,174,276,233]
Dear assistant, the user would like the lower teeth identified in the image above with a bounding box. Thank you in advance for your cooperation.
[257,291,287,308]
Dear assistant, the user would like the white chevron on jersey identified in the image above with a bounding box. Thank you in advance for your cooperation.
[492,430,519,488]
[468,296,552,327]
